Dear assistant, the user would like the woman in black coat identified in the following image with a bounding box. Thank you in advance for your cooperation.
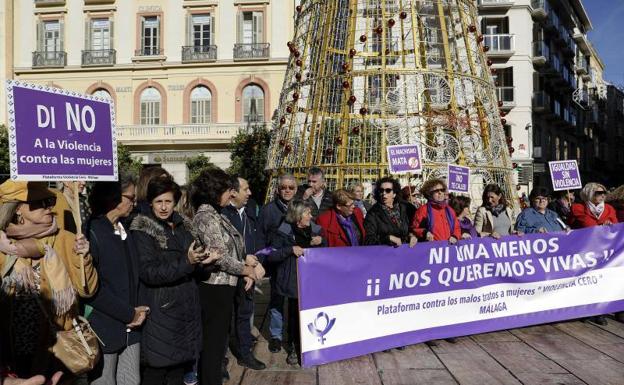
[130,177,210,385]
[267,199,326,366]
[86,174,148,385]
[364,177,417,247]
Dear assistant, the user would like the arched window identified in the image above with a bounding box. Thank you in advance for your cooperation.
[242,84,264,123]
[190,86,212,124]
[92,88,112,100]
[140,87,161,125]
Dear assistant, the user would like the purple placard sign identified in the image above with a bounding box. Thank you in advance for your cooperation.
[5,81,117,181]
[447,164,470,194]
[548,160,582,191]
[298,224,624,367]
[386,144,422,175]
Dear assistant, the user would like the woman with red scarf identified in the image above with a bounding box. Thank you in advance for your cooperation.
[410,178,461,244]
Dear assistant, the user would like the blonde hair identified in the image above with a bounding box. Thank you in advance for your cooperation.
[332,189,356,207]
[580,182,607,203]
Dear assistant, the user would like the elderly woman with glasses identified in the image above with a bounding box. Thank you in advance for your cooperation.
[515,187,567,234]
[411,179,461,244]
[364,177,417,247]
[316,189,366,247]
[568,182,618,229]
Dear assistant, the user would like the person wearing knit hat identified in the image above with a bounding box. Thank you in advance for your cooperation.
[0,180,98,380]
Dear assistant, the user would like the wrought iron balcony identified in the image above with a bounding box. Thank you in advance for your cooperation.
[233,43,270,60]
[134,47,162,57]
[32,51,66,68]
[484,34,515,57]
[82,49,116,66]
[181,45,217,63]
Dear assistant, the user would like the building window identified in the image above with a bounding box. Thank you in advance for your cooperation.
[555,136,560,161]
[87,18,112,50]
[238,11,263,44]
[140,87,161,125]
[563,140,568,160]
[189,14,214,47]
[92,88,112,100]
[140,16,161,55]
[190,86,212,124]
[242,84,264,123]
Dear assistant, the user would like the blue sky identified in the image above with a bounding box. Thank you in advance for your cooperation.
[584,0,624,85]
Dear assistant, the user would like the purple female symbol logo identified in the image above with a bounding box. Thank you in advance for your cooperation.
[307,312,336,345]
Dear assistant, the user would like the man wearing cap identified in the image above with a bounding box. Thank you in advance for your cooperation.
[0,180,98,379]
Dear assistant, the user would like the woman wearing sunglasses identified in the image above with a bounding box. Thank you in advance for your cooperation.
[515,187,567,234]
[0,180,97,380]
[363,177,417,247]
[474,183,517,239]
[411,179,461,244]
[568,182,617,229]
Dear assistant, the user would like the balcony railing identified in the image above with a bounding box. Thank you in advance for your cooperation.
[532,41,550,65]
[496,86,515,108]
[82,49,116,66]
[134,47,162,57]
[575,56,588,74]
[181,45,217,63]
[233,43,270,60]
[533,91,551,112]
[117,123,268,143]
[32,51,66,68]
[35,0,65,6]
[484,34,515,55]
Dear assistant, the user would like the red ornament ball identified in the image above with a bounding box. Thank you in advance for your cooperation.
[487,59,493,66]
[295,59,303,67]
[279,139,285,146]
[352,126,360,134]
[359,107,368,115]
[374,26,383,35]
[342,81,350,89]
[326,148,334,156]
[360,34,367,43]
[348,95,357,104]
[469,25,477,33]
[501,118,507,125]
[295,72,302,81]
[349,48,357,57]
[483,45,490,52]
[498,100,504,107]
[279,117,286,125]
[296,5,302,13]
[286,106,293,113]
[336,137,343,145]
[388,19,396,28]
[292,92,299,101]
[400,11,407,19]
[284,145,292,153]
[294,50,301,58]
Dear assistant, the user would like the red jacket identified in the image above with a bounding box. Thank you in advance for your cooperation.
[316,208,366,247]
[567,202,618,229]
[411,203,461,241]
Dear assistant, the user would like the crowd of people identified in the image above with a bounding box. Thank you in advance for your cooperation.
[0,165,623,385]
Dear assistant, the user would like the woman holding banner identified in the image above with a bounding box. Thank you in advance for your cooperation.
[515,187,567,234]
[474,184,517,238]
[567,182,617,229]
[267,199,325,366]
[363,177,417,247]
[411,179,461,244]
[0,180,98,379]
[316,189,366,247]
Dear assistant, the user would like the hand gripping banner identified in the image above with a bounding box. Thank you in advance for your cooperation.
[297,224,624,367]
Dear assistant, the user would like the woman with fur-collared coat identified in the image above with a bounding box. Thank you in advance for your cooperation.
[130,177,211,385]
[0,180,97,379]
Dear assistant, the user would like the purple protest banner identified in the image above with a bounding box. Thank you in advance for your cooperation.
[447,164,470,194]
[297,224,624,367]
[5,81,117,181]
[386,144,422,175]
[548,160,582,191]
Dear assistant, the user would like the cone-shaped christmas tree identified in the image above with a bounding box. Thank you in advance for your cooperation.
[266,0,516,205]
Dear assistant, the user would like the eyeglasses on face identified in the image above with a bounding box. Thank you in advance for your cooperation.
[28,196,57,210]
[381,188,394,194]
[122,194,137,202]
[594,190,607,196]
[430,188,446,194]
[532,197,548,202]
[279,185,296,191]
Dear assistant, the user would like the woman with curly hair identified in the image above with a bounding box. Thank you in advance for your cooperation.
[411,178,461,244]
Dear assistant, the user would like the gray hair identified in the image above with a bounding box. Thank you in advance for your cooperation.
[285,199,314,224]
[0,202,20,231]
[120,172,137,191]
[579,182,607,203]
[278,173,296,186]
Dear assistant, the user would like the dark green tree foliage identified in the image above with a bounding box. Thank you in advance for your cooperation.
[117,143,143,177]
[186,154,216,183]
[228,126,271,203]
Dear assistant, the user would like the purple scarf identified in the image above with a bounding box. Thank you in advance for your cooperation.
[336,213,359,246]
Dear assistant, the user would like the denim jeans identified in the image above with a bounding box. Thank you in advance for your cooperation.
[269,277,285,340]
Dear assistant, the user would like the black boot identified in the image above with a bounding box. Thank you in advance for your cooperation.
[238,354,267,370]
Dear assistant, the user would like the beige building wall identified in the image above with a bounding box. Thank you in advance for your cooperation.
[0,0,14,125]
[12,0,297,184]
